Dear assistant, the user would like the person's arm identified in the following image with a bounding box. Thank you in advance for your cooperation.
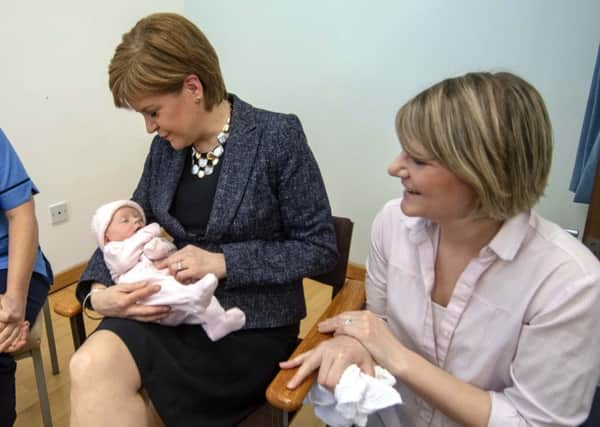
[321,311,491,426]
[220,114,338,287]
[3,197,37,315]
[0,131,41,351]
[289,204,490,425]
[282,205,395,390]
[76,246,171,322]
[281,333,376,390]
[321,273,600,426]
[0,197,37,352]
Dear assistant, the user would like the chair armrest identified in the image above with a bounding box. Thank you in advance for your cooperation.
[53,286,83,318]
[266,278,366,413]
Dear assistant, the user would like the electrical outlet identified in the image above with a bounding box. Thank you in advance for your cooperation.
[49,201,69,225]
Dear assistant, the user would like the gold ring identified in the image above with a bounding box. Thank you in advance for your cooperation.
[176,261,185,271]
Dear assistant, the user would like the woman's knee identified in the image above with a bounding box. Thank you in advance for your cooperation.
[69,331,136,388]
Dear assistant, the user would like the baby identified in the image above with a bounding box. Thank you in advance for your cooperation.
[91,200,245,341]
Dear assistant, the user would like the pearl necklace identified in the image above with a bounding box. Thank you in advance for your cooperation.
[190,116,230,179]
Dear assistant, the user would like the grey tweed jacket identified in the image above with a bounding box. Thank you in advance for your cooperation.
[77,95,338,328]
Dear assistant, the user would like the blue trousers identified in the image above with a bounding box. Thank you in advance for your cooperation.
[0,268,50,427]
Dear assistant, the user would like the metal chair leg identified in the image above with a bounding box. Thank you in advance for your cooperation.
[31,347,53,427]
[42,302,59,375]
[70,312,87,349]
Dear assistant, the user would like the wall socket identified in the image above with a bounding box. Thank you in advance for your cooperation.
[49,201,69,225]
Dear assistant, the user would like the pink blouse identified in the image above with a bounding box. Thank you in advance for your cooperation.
[365,199,600,427]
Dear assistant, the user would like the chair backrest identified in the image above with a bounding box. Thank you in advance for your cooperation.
[310,216,353,297]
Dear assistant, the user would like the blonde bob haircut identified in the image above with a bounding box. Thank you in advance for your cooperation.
[109,13,227,110]
[396,72,553,220]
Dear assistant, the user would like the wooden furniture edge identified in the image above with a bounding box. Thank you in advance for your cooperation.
[50,261,87,293]
[51,262,367,354]
[52,263,366,317]
[52,287,83,317]
[347,261,366,282]
[265,278,366,412]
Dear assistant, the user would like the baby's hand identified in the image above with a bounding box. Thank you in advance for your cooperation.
[145,239,157,252]
[144,237,177,260]
[141,223,161,236]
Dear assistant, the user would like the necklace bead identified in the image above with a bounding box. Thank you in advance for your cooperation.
[191,114,230,179]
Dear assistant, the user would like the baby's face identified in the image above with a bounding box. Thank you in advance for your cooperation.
[105,207,144,243]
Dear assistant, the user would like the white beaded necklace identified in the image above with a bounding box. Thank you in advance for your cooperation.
[190,115,231,179]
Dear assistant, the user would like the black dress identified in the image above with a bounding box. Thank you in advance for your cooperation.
[96,150,299,426]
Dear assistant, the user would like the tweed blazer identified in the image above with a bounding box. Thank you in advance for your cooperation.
[78,95,338,328]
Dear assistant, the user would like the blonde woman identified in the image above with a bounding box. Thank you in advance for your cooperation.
[69,13,337,427]
[283,72,600,426]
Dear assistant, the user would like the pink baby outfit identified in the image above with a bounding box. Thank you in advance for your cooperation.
[92,200,246,341]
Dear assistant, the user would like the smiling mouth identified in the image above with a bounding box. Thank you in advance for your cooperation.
[405,187,421,195]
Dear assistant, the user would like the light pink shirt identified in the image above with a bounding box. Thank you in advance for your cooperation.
[366,199,600,427]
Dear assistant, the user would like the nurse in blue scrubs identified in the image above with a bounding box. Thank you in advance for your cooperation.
[0,129,52,427]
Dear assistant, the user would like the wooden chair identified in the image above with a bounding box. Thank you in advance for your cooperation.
[239,216,365,427]
[11,302,59,427]
[53,216,363,426]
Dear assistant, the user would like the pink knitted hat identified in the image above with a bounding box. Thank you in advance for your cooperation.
[91,200,146,249]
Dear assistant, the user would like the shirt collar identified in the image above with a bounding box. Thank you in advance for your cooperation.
[405,215,433,245]
[485,210,531,261]
[403,209,532,262]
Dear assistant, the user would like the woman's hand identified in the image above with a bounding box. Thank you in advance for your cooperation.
[90,282,170,322]
[154,245,227,282]
[0,319,29,353]
[318,310,407,374]
[280,335,376,390]
[0,293,28,352]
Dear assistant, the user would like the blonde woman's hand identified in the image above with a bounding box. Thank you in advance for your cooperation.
[280,335,375,391]
[90,282,170,322]
[154,245,226,283]
[318,310,407,373]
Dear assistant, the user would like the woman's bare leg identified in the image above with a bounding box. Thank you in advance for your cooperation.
[69,330,149,427]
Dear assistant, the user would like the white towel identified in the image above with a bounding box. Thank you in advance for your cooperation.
[305,364,402,427]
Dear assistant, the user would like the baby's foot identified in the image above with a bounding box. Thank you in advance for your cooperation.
[204,308,246,341]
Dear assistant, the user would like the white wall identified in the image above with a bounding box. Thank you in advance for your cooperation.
[0,0,184,272]
[1,1,598,273]
[186,0,600,264]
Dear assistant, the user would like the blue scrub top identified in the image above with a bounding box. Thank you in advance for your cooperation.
[0,128,50,281]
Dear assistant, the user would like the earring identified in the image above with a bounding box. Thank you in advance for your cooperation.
[194,97,202,104]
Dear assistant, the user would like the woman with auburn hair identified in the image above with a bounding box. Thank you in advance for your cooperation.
[69,12,337,427]
[283,72,600,426]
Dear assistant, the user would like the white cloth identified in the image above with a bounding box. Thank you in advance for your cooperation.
[305,364,402,427]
